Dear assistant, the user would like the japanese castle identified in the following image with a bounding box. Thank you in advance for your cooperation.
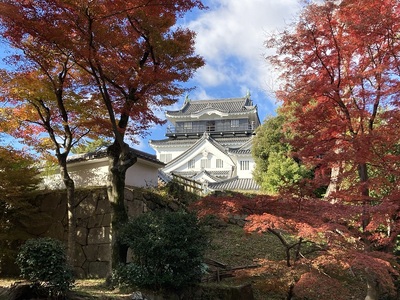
[150,94,261,192]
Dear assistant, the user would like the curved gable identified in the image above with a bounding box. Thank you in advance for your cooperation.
[163,134,235,173]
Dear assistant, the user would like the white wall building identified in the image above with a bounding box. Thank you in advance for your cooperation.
[41,148,164,190]
[150,95,261,191]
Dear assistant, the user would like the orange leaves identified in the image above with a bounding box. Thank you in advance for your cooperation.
[0,0,205,152]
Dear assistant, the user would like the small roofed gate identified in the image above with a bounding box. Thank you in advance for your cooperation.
[171,173,204,195]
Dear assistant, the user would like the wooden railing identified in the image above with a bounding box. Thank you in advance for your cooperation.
[171,173,204,195]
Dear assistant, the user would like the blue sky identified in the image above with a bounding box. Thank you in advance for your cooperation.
[0,0,302,155]
[142,0,302,154]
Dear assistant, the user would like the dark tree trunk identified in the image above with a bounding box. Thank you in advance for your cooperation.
[358,163,370,231]
[106,142,137,274]
[58,154,76,268]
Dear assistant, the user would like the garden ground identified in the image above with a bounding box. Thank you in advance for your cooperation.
[0,222,368,300]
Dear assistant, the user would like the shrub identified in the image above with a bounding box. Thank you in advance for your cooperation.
[116,210,209,291]
[16,237,74,297]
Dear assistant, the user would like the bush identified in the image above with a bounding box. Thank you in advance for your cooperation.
[16,237,74,297]
[116,210,209,291]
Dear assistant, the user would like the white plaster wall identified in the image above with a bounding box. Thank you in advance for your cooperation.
[125,160,159,187]
[236,158,255,179]
[155,147,189,163]
[40,158,160,190]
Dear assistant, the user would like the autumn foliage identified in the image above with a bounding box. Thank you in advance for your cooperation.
[0,0,205,270]
[190,193,399,298]
[266,0,400,216]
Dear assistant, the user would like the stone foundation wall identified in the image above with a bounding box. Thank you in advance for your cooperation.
[29,186,184,278]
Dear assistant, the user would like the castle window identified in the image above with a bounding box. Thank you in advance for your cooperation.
[201,158,211,169]
[188,159,195,169]
[240,160,249,170]
[216,159,223,168]
[184,122,192,130]
[231,119,240,128]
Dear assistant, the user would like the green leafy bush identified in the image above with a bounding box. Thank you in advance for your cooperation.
[116,210,209,291]
[16,237,74,297]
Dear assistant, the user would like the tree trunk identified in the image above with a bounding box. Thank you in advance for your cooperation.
[106,142,137,274]
[325,164,340,199]
[358,163,370,231]
[365,271,379,300]
[58,155,76,268]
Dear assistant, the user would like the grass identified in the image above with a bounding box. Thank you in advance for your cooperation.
[0,278,132,300]
[205,222,287,266]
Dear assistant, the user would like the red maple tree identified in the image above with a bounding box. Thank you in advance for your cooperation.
[266,0,400,241]
[191,193,399,298]
[0,0,205,270]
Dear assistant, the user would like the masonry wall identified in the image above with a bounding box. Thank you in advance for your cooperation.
[29,187,184,278]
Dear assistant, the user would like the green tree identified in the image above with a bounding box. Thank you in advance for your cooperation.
[16,237,74,297]
[252,113,310,194]
[71,138,111,154]
[0,145,41,275]
[116,210,209,291]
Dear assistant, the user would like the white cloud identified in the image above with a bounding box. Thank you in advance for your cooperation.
[144,0,302,153]
[188,0,301,108]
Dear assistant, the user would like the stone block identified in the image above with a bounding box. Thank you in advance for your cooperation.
[76,195,97,219]
[126,199,145,217]
[40,193,63,211]
[76,217,88,228]
[74,244,87,267]
[83,244,110,262]
[46,222,65,240]
[97,244,111,261]
[87,227,111,244]
[88,261,109,278]
[88,215,104,228]
[73,266,86,279]
[52,202,67,221]
[101,213,112,227]
[76,227,88,245]
[124,189,133,201]
[95,198,110,214]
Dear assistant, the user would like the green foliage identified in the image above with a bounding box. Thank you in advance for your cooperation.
[0,146,41,199]
[252,114,288,181]
[16,237,74,297]
[71,138,111,154]
[0,146,41,275]
[165,179,186,200]
[164,179,200,204]
[252,114,311,195]
[116,210,209,291]
[261,151,311,194]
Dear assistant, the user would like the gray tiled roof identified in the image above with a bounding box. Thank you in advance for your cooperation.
[173,170,230,179]
[166,97,255,116]
[228,149,252,155]
[67,147,164,166]
[208,177,260,191]
[158,170,172,184]
[150,136,252,147]
[172,171,198,177]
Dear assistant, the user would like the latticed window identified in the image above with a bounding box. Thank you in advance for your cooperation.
[216,159,223,168]
[240,160,249,170]
[231,119,240,128]
[184,122,192,130]
[201,158,211,169]
[188,159,196,169]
